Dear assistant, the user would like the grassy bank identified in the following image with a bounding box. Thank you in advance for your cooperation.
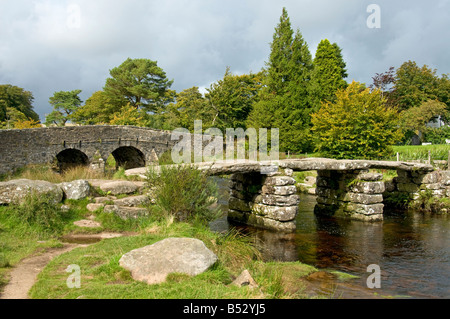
[28,220,320,299]
[1,199,324,299]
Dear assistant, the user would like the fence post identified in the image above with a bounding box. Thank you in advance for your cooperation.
[428,150,431,165]
[396,152,400,162]
[448,150,450,169]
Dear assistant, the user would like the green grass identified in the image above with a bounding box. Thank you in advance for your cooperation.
[388,144,450,162]
[28,220,319,299]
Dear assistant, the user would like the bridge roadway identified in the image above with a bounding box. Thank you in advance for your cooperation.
[125,158,434,177]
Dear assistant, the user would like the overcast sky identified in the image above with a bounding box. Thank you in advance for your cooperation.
[1,0,449,120]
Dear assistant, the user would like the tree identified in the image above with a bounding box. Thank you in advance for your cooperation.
[392,61,449,111]
[370,66,397,108]
[45,90,82,126]
[400,99,448,142]
[72,90,122,125]
[309,39,348,111]
[311,81,403,159]
[109,103,149,126]
[0,84,39,123]
[103,58,175,113]
[205,68,263,131]
[162,87,212,131]
[13,119,41,129]
[247,8,314,153]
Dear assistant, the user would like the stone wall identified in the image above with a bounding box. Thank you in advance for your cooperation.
[314,170,385,221]
[227,170,300,232]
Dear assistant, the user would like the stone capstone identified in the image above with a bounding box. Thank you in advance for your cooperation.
[119,237,218,285]
[0,179,63,204]
[59,179,90,200]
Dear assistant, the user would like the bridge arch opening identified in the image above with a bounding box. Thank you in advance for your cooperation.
[55,149,89,172]
[111,146,145,170]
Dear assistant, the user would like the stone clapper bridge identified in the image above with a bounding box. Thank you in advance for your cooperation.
[126,158,443,232]
[0,126,444,232]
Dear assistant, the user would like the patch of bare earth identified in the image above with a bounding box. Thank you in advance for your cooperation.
[0,244,86,299]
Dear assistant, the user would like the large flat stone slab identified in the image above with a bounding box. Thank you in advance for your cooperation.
[125,158,434,178]
[119,238,218,285]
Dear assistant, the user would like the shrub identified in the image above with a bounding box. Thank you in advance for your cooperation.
[4,192,68,235]
[423,126,450,145]
[145,165,222,223]
[311,81,403,159]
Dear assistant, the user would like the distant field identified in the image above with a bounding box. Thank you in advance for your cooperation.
[389,144,450,161]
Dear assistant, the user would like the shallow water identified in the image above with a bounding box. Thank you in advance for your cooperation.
[211,177,450,299]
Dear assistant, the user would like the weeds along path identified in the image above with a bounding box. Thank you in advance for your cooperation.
[0,243,87,299]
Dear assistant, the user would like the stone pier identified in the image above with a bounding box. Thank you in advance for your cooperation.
[314,170,385,221]
[227,171,300,232]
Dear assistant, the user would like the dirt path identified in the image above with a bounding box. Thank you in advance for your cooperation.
[0,244,86,299]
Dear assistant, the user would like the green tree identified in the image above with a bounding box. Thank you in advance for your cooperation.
[311,81,403,159]
[0,107,41,129]
[45,90,82,126]
[109,103,149,126]
[247,8,314,153]
[309,39,348,111]
[400,99,448,142]
[206,68,263,131]
[162,86,212,131]
[72,90,123,124]
[392,61,449,111]
[0,84,39,123]
[103,58,175,113]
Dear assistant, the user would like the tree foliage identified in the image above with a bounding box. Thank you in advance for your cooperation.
[309,39,348,111]
[0,84,39,123]
[72,90,122,125]
[205,67,263,131]
[103,58,175,113]
[247,7,314,153]
[45,90,83,126]
[109,103,149,126]
[162,86,212,131]
[311,81,403,159]
[400,99,448,137]
[392,61,450,112]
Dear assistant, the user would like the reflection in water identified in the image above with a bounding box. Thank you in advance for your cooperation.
[211,177,450,299]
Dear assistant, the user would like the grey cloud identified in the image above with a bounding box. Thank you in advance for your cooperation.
[0,0,448,120]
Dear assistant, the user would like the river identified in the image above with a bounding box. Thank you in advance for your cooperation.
[210,177,450,299]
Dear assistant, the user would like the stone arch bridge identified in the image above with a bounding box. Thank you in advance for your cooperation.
[0,125,175,174]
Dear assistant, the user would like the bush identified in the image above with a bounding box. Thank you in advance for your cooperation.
[145,165,222,223]
[311,81,403,159]
[423,126,450,145]
[4,192,69,235]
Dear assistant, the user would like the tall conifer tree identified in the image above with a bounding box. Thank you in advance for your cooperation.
[247,8,314,153]
[309,39,348,112]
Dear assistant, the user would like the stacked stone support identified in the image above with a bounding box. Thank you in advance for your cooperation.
[314,170,385,221]
[227,171,299,232]
[388,170,450,200]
